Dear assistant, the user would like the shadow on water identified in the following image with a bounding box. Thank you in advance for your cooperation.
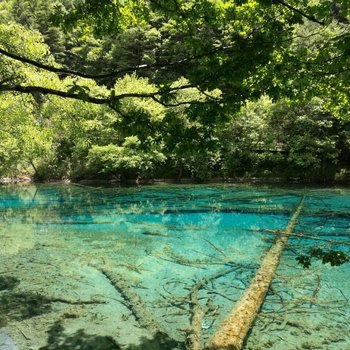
[0,276,20,291]
[37,321,244,350]
[0,287,237,350]
[0,276,52,328]
[39,321,184,350]
[0,292,52,321]
[0,286,227,350]
[38,321,120,350]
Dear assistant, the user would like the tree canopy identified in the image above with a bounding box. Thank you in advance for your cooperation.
[0,0,349,181]
[1,1,349,111]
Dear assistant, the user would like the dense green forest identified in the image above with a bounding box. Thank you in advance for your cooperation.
[0,0,349,182]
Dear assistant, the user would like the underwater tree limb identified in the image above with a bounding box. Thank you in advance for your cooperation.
[310,274,321,306]
[16,325,31,340]
[262,229,350,246]
[100,268,164,334]
[207,196,305,350]
[186,283,205,350]
[158,257,207,269]
[186,266,241,350]
[201,238,227,258]
[47,297,107,305]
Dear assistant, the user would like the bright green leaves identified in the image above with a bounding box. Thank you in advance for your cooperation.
[0,93,54,178]
[217,96,348,179]
[0,21,63,93]
[0,22,51,60]
[51,0,148,36]
[2,0,348,120]
[87,136,166,177]
[111,74,165,140]
[0,0,350,183]
[66,82,91,101]
[0,21,61,92]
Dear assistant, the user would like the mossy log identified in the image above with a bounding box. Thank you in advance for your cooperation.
[207,196,305,350]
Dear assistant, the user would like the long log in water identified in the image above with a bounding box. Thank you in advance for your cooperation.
[206,196,305,350]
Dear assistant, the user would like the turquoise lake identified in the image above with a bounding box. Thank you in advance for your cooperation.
[0,183,349,349]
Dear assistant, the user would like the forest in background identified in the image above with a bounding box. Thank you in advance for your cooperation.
[0,0,349,182]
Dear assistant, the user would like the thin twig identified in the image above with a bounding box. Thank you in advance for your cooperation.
[202,238,228,258]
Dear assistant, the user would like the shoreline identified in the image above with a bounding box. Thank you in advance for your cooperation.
[2,176,350,186]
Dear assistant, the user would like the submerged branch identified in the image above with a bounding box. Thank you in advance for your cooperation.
[99,268,165,334]
[201,238,228,258]
[263,229,350,246]
[186,266,240,350]
[48,296,106,305]
[310,274,321,307]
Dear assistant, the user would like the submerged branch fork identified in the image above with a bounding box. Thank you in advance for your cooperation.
[48,296,107,305]
[186,266,242,350]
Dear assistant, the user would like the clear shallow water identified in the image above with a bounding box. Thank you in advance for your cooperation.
[0,184,349,350]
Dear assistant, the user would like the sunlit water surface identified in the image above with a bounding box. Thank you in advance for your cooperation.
[0,184,349,350]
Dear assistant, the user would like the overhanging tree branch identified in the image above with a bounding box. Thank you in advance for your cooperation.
[0,45,232,80]
[0,84,110,103]
[0,2,328,84]
[151,96,196,107]
[1,27,330,83]
[0,84,197,106]
[0,47,171,79]
[273,0,325,26]
[0,47,100,79]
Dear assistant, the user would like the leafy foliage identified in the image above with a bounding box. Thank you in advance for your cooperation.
[87,136,166,178]
[0,0,350,182]
[296,248,350,268]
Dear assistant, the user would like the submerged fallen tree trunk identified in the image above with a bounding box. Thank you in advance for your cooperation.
[207,196,305,350]
[186,266,242,350]
[100,268,164,334]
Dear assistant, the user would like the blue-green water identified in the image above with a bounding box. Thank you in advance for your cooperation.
[0,184,349,350]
